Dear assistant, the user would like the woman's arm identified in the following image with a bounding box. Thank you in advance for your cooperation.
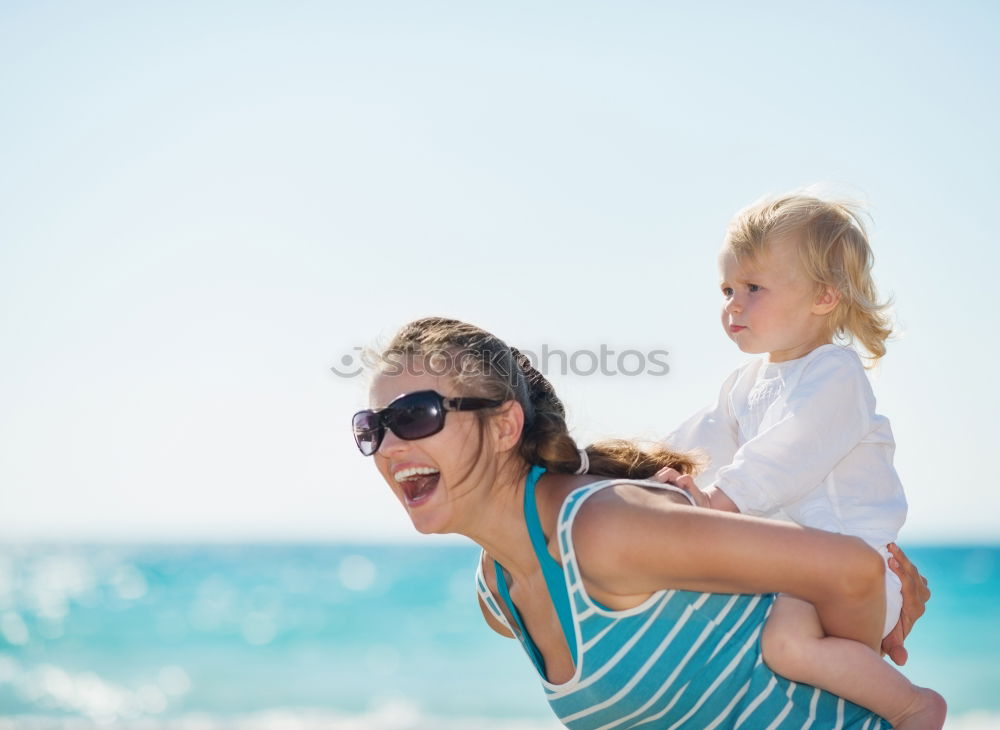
[573,484,886,651]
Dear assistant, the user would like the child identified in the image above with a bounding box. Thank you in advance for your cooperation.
[664,193,946,728]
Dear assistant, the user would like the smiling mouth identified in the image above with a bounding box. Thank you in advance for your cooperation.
[393,468,441,505]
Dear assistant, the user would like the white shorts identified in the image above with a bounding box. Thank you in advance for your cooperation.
[879,545,904,638]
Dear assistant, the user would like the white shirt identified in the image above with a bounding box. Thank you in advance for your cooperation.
[667,344,907,550]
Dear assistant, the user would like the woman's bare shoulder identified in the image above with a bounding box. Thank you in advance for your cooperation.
[569,482,695,592]
[576,481,693,521]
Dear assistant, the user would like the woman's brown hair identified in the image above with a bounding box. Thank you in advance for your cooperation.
[375,317,697,478]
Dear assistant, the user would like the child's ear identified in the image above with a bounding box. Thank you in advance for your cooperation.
[813,285,841,315]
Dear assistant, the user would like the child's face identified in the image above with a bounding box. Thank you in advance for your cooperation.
[718,236,833,362]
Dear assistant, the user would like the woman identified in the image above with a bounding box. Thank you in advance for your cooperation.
[352,317,932,729]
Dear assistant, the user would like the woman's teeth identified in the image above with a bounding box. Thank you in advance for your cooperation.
[393,466,440,482]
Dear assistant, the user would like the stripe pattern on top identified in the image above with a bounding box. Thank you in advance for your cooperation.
[475,476,889,730]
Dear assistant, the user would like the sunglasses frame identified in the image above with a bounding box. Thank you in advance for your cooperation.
[352,389,505,456]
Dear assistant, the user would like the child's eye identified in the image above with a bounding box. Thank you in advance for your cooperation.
[748,283,761,293]
[721,286,733,297]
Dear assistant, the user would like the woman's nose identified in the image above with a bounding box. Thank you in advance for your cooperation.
[378,427,408,456]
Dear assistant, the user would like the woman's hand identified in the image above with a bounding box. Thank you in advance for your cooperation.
[881,543,930,666]
[651,467,710,508]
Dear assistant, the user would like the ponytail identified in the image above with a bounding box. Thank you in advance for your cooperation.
[380,317,699,480]
[513,347,698,478]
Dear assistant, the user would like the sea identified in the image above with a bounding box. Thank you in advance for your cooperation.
[0,543,997,730]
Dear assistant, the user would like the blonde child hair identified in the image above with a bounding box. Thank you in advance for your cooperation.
[724,193,893,365]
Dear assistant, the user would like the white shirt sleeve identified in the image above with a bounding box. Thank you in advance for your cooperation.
[715,349,875,517]
[665,367,741,486]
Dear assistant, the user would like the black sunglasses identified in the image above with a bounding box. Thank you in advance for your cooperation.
[352,390,505,456]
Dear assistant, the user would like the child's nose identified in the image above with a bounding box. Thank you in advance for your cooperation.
[725,296,742,314]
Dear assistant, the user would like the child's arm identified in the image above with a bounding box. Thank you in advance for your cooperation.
[657,364,745,510]
[703,484,739,511]
[664,366,743,486]
[712,348,877,516]
[651,468,741,512]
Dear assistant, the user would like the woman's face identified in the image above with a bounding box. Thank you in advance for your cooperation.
[368,368,491,535]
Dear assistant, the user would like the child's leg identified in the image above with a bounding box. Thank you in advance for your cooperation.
[762,595,946,729]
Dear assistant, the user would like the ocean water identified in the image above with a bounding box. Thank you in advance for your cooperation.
[0,543,996,729]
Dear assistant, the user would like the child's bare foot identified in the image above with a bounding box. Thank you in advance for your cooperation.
[889,687,946,729]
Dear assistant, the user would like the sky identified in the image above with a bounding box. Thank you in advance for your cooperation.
[1,0,998,543]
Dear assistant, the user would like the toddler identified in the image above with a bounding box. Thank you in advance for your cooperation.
[665,193,945,728]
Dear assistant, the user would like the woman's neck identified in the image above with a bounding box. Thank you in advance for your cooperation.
[464,465,589,581]
[460,462,542,577]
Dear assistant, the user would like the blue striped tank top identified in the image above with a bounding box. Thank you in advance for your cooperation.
[476,466,890,729]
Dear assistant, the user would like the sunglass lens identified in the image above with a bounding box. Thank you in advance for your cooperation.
[352,411,382,455]
[389,392,443,440]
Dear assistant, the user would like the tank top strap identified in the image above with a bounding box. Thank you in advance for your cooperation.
[492,465,578,676]
[522,465,578,666]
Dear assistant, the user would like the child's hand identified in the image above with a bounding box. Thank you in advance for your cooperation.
[651,467,710,508]
[880,543,931,666]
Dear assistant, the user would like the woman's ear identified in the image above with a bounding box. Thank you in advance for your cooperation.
[492,400,524,454]
[812,285,841,315]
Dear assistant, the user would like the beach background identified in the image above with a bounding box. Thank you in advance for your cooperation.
[2,1,998,728]
[0,543,998,729]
